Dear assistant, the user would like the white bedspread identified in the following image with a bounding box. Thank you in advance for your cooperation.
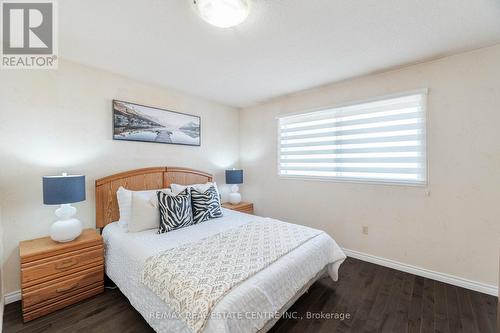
[102,208,346,333]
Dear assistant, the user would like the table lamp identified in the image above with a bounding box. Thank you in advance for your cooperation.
[225,169,243,205]
[43,173,86,242]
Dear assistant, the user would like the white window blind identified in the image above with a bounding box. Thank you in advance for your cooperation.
[278,92,427,185]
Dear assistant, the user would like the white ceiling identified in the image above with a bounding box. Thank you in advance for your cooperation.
[60,0,500,108]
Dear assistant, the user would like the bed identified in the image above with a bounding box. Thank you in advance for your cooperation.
[96,167,346,333]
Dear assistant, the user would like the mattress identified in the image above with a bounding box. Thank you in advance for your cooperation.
[102,208,346,333]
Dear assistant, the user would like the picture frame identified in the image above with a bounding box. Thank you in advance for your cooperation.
[112,100,201,146]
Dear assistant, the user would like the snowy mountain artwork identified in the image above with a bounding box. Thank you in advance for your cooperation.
[113,100,201,146]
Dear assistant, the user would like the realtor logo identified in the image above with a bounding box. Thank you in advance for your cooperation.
[1,0,58,69]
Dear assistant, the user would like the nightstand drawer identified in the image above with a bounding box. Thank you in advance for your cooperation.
[238,206,254,214]
[22,265,103,309]
[21,245,103,286]
[23,284,104,322]
[222,202,254,214]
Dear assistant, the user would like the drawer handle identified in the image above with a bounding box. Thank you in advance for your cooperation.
[55,258,78,270]
[56,283,79,293]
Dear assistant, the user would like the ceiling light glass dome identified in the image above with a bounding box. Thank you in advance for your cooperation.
[194,0,250,28]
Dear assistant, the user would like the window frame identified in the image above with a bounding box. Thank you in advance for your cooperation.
[276,89,429,187]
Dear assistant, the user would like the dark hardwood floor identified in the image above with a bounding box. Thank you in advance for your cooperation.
[3,258,497,333]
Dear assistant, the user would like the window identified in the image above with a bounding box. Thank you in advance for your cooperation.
[278,91,427,185]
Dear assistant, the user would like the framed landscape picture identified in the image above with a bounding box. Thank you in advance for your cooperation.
[112,100,201,146]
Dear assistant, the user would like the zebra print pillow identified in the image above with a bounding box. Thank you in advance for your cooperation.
[191,185,223,224]
[157,189,194,233]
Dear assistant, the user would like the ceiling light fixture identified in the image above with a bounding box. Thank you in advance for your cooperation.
[193,0,250,28]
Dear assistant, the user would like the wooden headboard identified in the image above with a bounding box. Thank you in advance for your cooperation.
[95,167,213,228]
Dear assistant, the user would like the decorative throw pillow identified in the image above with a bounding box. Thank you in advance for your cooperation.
[157,189,194,234]
[128,191,160,233]
[171,182,220,198]
[191,185,223,224]
[116,186,170,227]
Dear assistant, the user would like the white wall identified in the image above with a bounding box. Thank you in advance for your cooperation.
[0,60,239,294]
[0,205,4,332]
[240,44,500,287]
[1,46,499,298]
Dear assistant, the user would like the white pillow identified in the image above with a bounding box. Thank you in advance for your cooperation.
[128,191,160,233]
[171,182,220,197]
[116,186,169,227]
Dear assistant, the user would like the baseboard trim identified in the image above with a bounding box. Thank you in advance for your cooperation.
[4,290,21,305]
[343,248,498,296]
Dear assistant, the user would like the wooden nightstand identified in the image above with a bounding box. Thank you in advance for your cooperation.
[19,229,104,322]
[222,202,254,214]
